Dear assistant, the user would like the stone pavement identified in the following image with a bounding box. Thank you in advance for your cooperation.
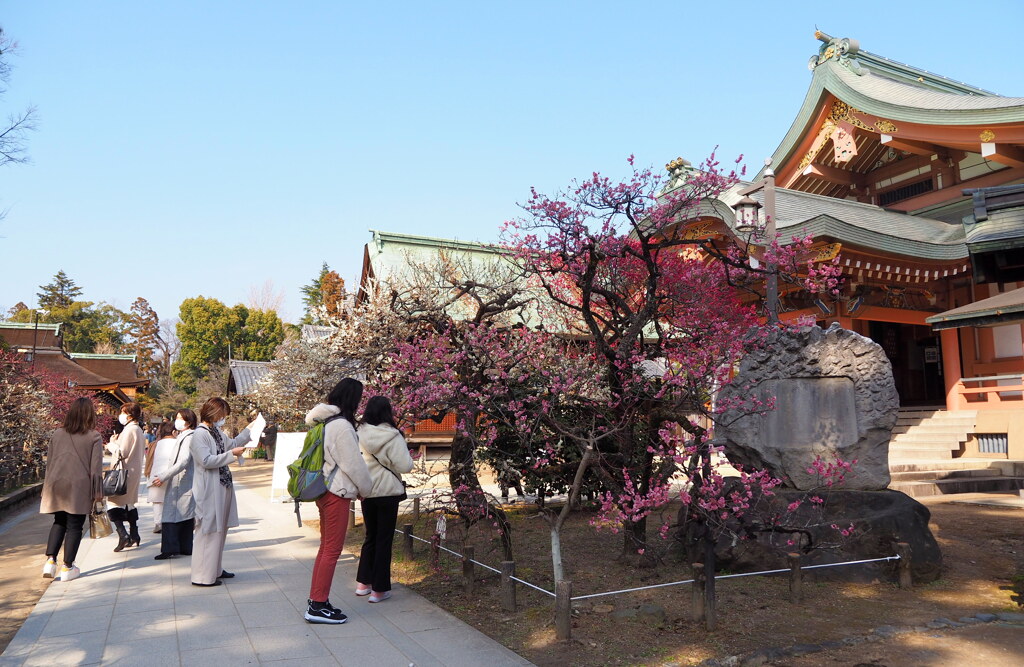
[0,481,534,666]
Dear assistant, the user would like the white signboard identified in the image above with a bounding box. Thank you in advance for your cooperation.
[270,432,306,502]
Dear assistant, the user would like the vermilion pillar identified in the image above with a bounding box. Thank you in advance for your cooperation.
[940,328,964,410]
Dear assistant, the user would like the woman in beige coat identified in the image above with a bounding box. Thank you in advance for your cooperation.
[40,397,103,582]
[107,401,145,552]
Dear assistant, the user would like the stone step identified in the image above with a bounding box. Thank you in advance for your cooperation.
[889,459,1022,474]
[889,476,1024,498]
[894,419,975,428]
[889,468,998,482]
[889,448,952,460]
[891,432,969,444]
[889,439,959,450]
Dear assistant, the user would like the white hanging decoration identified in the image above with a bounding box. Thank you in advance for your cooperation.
[435,514,447,540]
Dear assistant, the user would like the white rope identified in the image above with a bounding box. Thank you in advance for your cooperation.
[573,578,696,601]
[572,555,902,599]
[803,555,900,569]
[509,576,556,597]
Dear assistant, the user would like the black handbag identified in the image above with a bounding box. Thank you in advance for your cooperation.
[102,454,128,496]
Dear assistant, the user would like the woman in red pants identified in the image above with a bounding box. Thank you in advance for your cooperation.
[303,378,373,624]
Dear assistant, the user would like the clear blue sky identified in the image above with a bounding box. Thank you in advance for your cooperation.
[2,1,1022,325]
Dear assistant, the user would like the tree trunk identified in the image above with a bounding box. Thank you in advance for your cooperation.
[621,516,647,556]
[550,525,565,583]
[448,424,514,561]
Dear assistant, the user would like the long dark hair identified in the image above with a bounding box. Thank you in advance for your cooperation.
[362,395,397,428]
[327,378,363,424]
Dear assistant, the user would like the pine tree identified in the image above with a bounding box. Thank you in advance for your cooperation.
[300,262,330,325]
[36,270,82,310]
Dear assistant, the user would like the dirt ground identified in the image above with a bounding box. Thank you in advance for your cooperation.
[2,462,1022,666]
[344,492,1024,667]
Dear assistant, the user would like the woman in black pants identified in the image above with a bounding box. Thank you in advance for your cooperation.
[39,397,103,582]
[355,396,416,603]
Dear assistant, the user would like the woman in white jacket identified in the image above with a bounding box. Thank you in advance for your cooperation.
[145,421,177,533]
[303,378,373,624]
[355,396,415,603]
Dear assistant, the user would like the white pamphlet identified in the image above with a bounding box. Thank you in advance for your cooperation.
[245,413,267,448]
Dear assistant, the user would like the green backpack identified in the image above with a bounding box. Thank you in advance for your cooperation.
[287,414,343,525]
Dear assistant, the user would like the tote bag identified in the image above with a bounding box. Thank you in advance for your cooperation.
[102,454,128,496]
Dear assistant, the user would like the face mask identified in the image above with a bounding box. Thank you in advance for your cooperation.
[174,419,187,431]
[215,419,226,428]
[118,414,129,426]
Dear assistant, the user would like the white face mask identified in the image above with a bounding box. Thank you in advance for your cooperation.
[215,419,226,428]
[174,418,187,431]
[118,414,129,426]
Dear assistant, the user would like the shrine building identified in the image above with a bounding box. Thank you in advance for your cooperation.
[669,31,1024,462]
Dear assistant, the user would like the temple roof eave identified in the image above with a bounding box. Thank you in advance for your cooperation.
[763,61,1024,181]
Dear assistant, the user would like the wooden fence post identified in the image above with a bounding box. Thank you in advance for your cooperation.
[348,506,357,531]
[501,561,516,612]
[402,523,414,559]
[704,563,717,631]
[413,496,421,522]
[463,546,475,594]
[691,563,705,623]
[555,580,573,641]
[788,552,803,603]
[895,541,913,589]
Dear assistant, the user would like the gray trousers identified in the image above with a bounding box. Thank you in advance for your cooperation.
[191,490,234,584]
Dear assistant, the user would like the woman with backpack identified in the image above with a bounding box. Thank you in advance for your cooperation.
[149,408,198,560]
[303,378,373,624]
[355,396,416,603]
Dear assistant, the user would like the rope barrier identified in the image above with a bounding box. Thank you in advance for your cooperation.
[509,575,556,597]
[381,512,900,604]
[572,578,696,601]
[573,554,902,598]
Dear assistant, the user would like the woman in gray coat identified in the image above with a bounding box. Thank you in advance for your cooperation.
[190,397,249,586]
[40,397,103,582]
[107,401,145,552]
[150,408,198,560]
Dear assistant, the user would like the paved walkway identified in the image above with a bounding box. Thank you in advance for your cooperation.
[0,480,534,666]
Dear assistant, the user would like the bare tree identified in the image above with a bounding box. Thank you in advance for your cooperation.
[0,27,37,170]
[247,280,285,313]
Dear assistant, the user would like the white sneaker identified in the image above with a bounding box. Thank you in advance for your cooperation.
[367,591,391,603]
[58,564,80,582]
[42,558,57,578]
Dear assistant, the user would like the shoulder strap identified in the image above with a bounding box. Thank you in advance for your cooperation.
[369,450,403,483]
[173,432,194,463]
[68,432,93,477]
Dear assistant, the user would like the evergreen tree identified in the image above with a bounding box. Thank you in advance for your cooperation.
[300,262,330,325]
[36,270,82,310]
[126,297,176,380]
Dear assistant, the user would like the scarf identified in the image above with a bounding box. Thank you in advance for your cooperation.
[203,425,232,488]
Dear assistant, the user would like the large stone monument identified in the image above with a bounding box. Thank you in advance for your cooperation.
[717,323,897,490]
[699,323,942,582]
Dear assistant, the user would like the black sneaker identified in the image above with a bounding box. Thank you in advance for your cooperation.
[305,599,347,624]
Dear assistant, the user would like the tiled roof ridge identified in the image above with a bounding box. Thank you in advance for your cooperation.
[855,49,998,97]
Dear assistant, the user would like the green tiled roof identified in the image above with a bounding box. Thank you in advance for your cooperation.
[717,183,968,260]
[765,41,1024,180]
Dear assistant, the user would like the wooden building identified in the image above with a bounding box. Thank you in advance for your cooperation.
[0,321,149,408]
[668,32,1024,462]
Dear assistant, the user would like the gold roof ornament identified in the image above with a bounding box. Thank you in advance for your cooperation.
[808,31,865,75]
[980,129,996,142]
